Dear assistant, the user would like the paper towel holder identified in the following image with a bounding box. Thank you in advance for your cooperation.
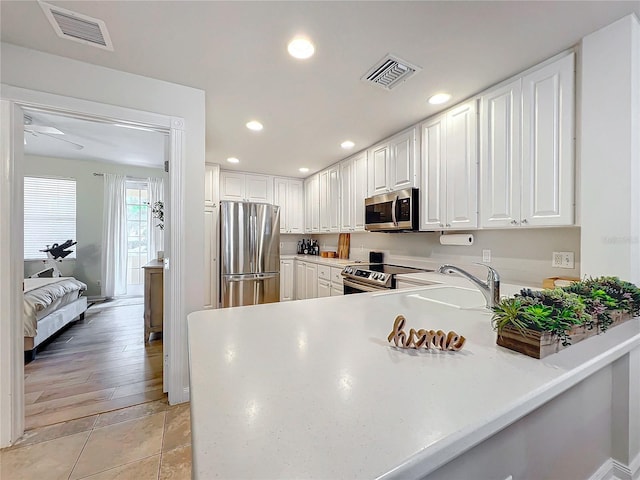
[439,233,474,246]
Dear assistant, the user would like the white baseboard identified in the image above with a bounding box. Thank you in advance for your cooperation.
[590,454,640,480]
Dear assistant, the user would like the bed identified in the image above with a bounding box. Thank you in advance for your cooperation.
[23,277,88,362]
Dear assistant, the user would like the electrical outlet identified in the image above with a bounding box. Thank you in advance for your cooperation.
[482,249,491,263]
[552,251,574,269]
[96,280,101,287]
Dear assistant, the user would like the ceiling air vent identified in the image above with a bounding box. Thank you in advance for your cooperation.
[39,1,113,51]
[362,54,421,91]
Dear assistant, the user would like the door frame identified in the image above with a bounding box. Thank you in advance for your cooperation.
[0,84,187,447]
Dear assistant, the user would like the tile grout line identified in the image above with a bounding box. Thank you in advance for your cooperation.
[66,424,93,480]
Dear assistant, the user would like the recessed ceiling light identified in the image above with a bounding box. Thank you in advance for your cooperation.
[227,157,240,164]
[428,93,452,105]
[299,167,309,173]
[287,37,315,59]
[341,140,355,149]
[246,120,263,131]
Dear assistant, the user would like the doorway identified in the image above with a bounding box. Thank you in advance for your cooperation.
[0,89,188,447]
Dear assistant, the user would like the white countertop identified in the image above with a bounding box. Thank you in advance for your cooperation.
[187,287,640,479]
[281,254,362,268]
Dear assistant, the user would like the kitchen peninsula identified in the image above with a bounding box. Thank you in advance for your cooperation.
[187,282,640,479]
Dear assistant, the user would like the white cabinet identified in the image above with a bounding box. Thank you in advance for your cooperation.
[295,260,306,300]
[220,171,272,203]
[521,53,574,226]
[305,262,318,299]
[280,259,294,302]
[304,174,319,233]
[339,151,368,232]
[330,267,344,296]
[274,177,304,234]
[368,127,418,196]
[318,166,340,233]
[204,164,220,309]
[419,100,478,230]
[480,53,574,228]
[318,279,331,298]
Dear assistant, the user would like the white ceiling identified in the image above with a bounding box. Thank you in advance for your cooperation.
[2,1,639,178]
[23,110,167,168]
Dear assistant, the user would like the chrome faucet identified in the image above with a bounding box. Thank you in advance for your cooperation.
[436,264,501,309]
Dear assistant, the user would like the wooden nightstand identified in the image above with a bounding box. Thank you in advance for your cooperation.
[142,259,164,341]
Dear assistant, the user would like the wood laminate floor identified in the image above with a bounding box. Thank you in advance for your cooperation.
[24,298,165,431]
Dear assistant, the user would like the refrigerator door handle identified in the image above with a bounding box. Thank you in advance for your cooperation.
[226,273,278,282]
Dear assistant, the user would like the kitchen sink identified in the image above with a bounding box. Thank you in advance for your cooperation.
[405,285,487,310]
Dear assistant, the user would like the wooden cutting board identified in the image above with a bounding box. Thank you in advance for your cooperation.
[338,233,350,259]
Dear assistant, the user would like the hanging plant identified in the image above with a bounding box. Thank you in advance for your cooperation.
[151,201,164,230]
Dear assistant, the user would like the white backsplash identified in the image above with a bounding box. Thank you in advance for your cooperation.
[312,227,581,286]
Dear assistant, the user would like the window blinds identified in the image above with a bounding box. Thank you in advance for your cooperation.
[24,176,77,260]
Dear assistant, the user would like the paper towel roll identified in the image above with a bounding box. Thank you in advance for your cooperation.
[439,233,474,246]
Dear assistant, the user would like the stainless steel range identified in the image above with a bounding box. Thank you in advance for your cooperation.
[341,264,432,294]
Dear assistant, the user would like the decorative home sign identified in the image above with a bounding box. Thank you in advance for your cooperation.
[387,315,466,351]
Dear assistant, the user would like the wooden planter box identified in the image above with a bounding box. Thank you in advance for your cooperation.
[496,311,633,359]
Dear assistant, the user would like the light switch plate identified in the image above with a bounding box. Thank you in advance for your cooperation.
[482,249,491,263]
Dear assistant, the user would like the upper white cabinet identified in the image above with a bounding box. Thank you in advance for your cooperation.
[318,165,340,233]
[420,100,478,230]
[274,177,304,234]
[368,127,418,196]
[204,163,219,207]
[340,151,368,232]
[220,171,272,203]
[480,53,574,228]
[304,174,320,233]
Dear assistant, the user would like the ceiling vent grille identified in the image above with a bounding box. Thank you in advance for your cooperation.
[362,54,421,90]
[39,1,113,51]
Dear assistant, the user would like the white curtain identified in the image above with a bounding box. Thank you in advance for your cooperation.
[101,174,128,298]
[147,177,165,259]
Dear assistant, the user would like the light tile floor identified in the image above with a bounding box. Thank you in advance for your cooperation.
[0,399,192,480]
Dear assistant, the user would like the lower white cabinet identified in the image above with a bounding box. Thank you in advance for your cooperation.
[330,267,344,296]
[204,206,218,309]
[293,259,344,300]
[318,279,331,298]
[296,261,306,300]
[280,259,294,301]
[305,262,318,299]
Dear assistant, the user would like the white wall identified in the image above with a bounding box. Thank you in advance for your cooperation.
[23,155,166,297]
[1,42,205,401]
[580,15,640,283]
[314,228,581,285]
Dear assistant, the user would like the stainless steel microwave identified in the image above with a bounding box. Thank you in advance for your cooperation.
[364,188,419,232]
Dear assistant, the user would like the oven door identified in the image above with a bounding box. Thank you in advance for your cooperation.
[343,278,386,294]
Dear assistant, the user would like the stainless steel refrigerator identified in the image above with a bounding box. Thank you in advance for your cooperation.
[220,201,280,307]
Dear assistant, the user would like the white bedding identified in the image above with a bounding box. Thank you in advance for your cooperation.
[23,277,87,337]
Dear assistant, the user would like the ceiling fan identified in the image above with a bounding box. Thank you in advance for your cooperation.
[23,114,84,150]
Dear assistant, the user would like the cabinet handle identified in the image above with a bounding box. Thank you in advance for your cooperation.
[446,224,451,228]
[510,220,518,225]
[521,219,528,224]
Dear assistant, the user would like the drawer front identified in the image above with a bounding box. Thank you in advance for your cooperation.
[317,265,331,280]
[331,267,344,284]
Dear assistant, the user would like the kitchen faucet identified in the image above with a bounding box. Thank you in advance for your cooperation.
[436,264,501,309]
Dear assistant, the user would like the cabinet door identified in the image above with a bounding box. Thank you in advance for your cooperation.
[203,206,218,309]
[446,100,478,229]
[219,171,246,201]
[274,177,289,232]
[353,151,368,232]
[204,164,219,207]
[339,158,353,231]
[328,166,341,232]
[390,128,417,191]
[295,261,306,300]
[245,174,272,203]
[304,177,313,233]
[305,263,318,298]
[330,284,343,296]
[280,259,294,301]
[305,174,320,233]
[420,115,447,230]
[317,279,331,298]
[480,79,522,228]
[368,143,390,195]
[318,170,330,232]
[287,180,304,234]
[522,53,574,226]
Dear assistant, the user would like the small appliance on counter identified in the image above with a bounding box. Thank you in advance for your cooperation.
[369,251,384,263]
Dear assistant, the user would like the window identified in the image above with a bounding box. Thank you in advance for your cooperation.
[24,176,77,260]
[126,181,149,286]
